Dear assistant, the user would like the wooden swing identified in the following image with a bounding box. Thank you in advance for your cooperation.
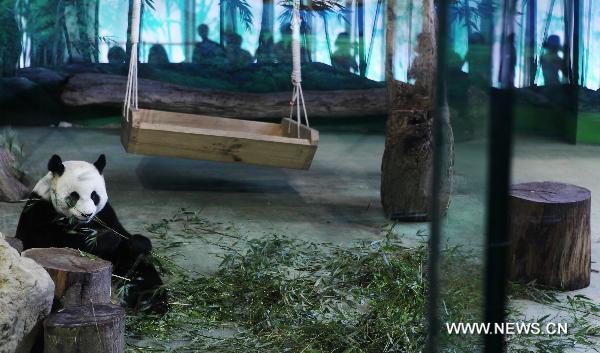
[121,0,318,170]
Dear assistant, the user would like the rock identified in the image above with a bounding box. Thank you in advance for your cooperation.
[4,237,23,253]
[0,232,54,353]
[0,77,37,104]
[16,67,67,87]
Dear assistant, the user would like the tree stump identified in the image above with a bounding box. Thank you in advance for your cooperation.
[381,109,452,221]
[22,248,112,308]
[509,181,591,290]
[44,304,125,353]
[381,0,453,221]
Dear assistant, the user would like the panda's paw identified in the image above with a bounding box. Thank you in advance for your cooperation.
[127,234,152,255]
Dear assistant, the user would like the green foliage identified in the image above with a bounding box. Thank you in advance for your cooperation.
[0,128,26,179]
[123,210,474,352]
[221,0,254,32]
[278,0,347,30]
[124,209,600,352]
[449,0,496,35]
[0,0,21,76]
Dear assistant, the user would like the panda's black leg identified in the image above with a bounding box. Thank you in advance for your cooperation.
[113,234,169,313]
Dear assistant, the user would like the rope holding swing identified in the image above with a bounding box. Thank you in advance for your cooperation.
[124,0,310,138]
[123,0,141,122]
[289,0,310,137]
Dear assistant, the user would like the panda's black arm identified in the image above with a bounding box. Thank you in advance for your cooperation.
[16,194,63,249]
[94,202,153,262]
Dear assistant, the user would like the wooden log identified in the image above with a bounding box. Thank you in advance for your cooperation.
[61,73,387,119]
[0,149,29,202]
[509,181,591,290]
[44,304,125,353]
[23,248,112,309]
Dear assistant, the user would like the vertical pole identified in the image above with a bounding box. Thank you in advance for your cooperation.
[357,0,366,76]
[427,0,448,351]
[384,0,396,102]
[219,1,225,45]
[94,0,100,63]
[259,0,274,46]
[345,0,353,34]
[524,0,536,86]
[572,0,580,86]
[407,0,413,80]
[484,1,516,352]
[183,0,196,62]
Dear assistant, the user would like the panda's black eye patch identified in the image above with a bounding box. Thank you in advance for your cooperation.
[66,192,79,207]
[91,191,100,206]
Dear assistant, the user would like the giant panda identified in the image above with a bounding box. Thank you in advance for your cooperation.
[16,154,168,313]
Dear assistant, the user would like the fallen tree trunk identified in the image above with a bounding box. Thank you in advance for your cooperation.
[61,73,387,119]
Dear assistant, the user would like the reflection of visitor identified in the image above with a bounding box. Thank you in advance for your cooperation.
[499,33,517,85]
[148,44,169,64]
[331,32,357,73]
[464,32,489,87]
[273,24,309,64]
[541,35,566,86]
[256,35,276,63]
[273,24,293,64]
[225,33,253,67]
[192,24,225,65]
[107,46,125,64]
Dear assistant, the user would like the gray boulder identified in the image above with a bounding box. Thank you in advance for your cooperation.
[0,233,54,353]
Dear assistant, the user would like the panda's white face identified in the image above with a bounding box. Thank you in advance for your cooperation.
[33,155,108,223]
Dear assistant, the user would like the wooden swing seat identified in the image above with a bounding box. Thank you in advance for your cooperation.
[121,109,319,170]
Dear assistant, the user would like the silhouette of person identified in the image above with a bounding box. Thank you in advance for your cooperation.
[541,34,566,86]
[147,44,169,64]
[464,32,489,87]
[273,24,293,64]
[498,33,517,85]
[256,34,276,63]
[107,46,126,64]
[273,23,310,64]
[192,24,225,65]
[331,32,357,72]
[224,33,253,67]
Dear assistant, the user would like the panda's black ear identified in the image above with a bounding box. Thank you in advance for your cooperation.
[48,154,64,176]
[93,154,106,174]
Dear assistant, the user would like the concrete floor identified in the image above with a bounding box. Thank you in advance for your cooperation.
[1,125,598,349]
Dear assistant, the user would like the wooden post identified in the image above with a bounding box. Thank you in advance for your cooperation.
[23,248,112,309]
[509,182,591,290]
[44,304,125,353]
